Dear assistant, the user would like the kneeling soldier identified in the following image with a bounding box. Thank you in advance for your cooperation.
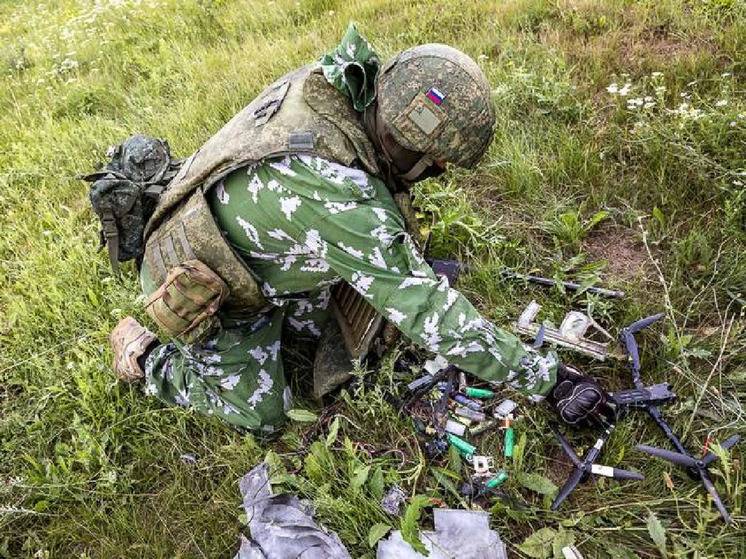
[107,26,612,435]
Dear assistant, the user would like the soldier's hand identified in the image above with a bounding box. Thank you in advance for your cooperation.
[547,364,615,427]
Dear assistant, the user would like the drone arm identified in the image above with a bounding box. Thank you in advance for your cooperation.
[700,469,732,524]
[551,425,582,466]
[551,467,585,511]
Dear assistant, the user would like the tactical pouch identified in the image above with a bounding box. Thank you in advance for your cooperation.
[82,135,182,274]
[145,260,228,343]
[143,188,267,312]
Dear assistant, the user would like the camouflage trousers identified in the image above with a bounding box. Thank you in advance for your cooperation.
[140,261,334,434]
[143,308,294,434]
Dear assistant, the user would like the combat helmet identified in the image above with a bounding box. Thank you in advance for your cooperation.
[372,44,495,182]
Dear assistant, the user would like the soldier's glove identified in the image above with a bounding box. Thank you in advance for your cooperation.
[547,364,615,427]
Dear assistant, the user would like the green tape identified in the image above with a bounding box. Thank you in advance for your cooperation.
[486,470,508,489]
[447,433,476,458]
[503,427,515,458]
[465,387,495,399]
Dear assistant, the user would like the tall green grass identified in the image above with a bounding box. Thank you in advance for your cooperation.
[1,0,744,557]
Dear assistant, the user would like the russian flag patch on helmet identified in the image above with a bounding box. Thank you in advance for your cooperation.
[425,87,445,106]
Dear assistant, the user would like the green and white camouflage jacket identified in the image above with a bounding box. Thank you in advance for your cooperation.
[207,154,557,398]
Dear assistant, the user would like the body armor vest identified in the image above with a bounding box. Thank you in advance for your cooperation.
[143,64,380,310]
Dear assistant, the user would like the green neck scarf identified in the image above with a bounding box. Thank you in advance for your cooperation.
[320,23,380,112]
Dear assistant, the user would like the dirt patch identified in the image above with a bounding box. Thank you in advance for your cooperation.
[545,443,577,486]
[583,226,653,282]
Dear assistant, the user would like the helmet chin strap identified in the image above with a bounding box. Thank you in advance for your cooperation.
[364,104,433,185]
[399,154,434,183]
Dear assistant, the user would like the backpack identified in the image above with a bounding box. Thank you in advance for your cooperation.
[81,135,182,274]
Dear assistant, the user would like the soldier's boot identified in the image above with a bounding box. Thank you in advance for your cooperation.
[110,316,158,382]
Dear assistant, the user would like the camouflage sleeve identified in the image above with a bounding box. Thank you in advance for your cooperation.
[314,203,558,398]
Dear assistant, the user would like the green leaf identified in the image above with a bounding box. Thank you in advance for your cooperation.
[517,472,558,496]
[368,466,384,500]
[367,522,391,548]
[432,467,467,505]
[33,500,49,512]
[286,408,318,422]
[447,444,462,474]
[325,416,340,447]
[263,449,288,484]
[585,209,610,231]
[551,528,576,558]
[401,495,430,555]
[652,206,665,228]
[646,512,667,557]
[351,464,371,491]
[513,431,527,472]
[608,544,641,559]
[519,527,557,558]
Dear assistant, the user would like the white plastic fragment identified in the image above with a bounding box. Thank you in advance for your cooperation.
[376,509,507,559]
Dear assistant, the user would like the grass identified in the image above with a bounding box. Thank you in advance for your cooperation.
[1,0,744,557]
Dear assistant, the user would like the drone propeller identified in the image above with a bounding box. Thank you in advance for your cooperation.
[638,434,740,524]
[636,444,698,468]
[589,464,644,480]
[625,313,665,336]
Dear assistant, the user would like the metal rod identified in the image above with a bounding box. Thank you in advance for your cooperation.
[500,270,626,299]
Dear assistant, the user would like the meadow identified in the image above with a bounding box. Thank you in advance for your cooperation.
[0,0,744,557]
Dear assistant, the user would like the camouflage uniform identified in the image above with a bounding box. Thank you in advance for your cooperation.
[138,27,557,434]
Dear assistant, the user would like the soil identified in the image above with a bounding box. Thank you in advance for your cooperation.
[545,442,577,486]
[583,225,652,282]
